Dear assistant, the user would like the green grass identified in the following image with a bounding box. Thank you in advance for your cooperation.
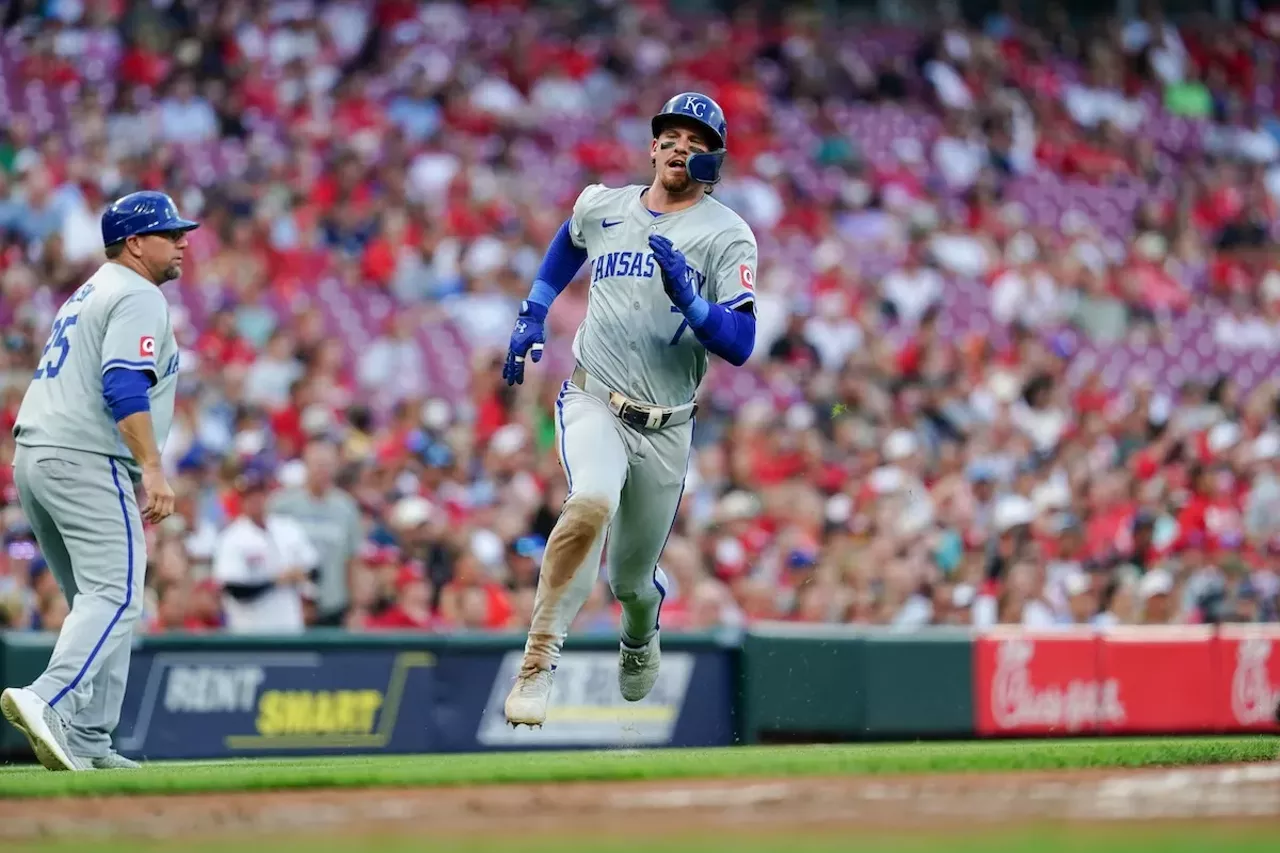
[6,822,1280,853]
[0,736,1276,799]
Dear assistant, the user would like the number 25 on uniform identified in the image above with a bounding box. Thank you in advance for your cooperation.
[33,315,78,380]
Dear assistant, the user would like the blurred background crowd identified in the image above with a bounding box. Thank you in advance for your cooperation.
[2,0,1280,637]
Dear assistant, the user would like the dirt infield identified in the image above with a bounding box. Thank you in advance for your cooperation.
[2,762,1279,842]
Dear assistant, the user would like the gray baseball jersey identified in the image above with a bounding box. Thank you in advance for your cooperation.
[569,184,758,408]
[14,262,180,478]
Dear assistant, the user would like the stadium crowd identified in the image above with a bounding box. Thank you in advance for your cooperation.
[2,0,1280,637]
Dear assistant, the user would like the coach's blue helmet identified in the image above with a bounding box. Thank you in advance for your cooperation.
[652,92,727,186]
[101,190,199,247]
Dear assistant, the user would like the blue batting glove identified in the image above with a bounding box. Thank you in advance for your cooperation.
[648,234,696,311]
[502,300,547,386]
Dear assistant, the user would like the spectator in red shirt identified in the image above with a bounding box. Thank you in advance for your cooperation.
[196,308,257,369]
[332,73,388,140]
[268,380,315,462]
[438,549,513,631]
[1191,167,1246,236]
[117,35,168,88]
[149,579,222,633]
[1085,472,1138,563]
[367,563,437,630]
[1061,121,1132,182]
[186,579,225,631]
[360,209,416,287]
[1177,463,1247,553]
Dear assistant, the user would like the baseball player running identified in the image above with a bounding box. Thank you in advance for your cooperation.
[1,191,195,770]
[502,93,758,726]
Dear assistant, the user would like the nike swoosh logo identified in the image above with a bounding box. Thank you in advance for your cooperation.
[602,219,622,229]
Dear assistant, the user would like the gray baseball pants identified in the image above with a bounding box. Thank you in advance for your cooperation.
[12,445,146,760]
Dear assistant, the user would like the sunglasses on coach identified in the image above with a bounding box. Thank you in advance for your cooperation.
[142,229,189,243]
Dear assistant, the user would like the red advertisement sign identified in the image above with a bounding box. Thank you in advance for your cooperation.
[976,626,1280,737]
[1214,626,1280,732]
[1096,626,1218,734]
[974,630,1118,736]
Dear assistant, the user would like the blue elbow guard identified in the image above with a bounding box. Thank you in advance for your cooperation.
[691,303,755,366]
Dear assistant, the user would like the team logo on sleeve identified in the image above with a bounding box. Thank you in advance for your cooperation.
[139,336,156,357]
[739,264,754,291]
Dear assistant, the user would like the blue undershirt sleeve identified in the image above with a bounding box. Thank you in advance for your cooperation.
[527,219,588,309]
[102,367,152,422]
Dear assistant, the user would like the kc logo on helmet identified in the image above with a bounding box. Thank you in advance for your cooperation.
[683,96,707,117]
[139,336,156,357]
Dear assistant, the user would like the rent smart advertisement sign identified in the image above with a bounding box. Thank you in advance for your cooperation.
[111,644,735,759]
[115,650,438,757]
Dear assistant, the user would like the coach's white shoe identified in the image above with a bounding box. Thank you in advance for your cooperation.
[1,688,85,772]
[504,663,554,727]
[618,633,661,702]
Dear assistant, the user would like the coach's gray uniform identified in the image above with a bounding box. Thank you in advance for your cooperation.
[553,184,757,644]
[11,262,179,760]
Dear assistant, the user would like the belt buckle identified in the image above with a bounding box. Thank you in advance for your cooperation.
[622,403,649,429]
[610,393,650,429]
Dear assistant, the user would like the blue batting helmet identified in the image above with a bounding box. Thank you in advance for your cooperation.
[652,92,727,185]
[101,191,199,247]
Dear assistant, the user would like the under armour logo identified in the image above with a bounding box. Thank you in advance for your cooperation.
[683,95,706,117]
[515,321,528,334]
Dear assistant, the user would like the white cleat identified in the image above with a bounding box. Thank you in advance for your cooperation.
[89,751,141,770]
[1,688,85,772]
[504,663,554,728]
[618,633,661,702]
